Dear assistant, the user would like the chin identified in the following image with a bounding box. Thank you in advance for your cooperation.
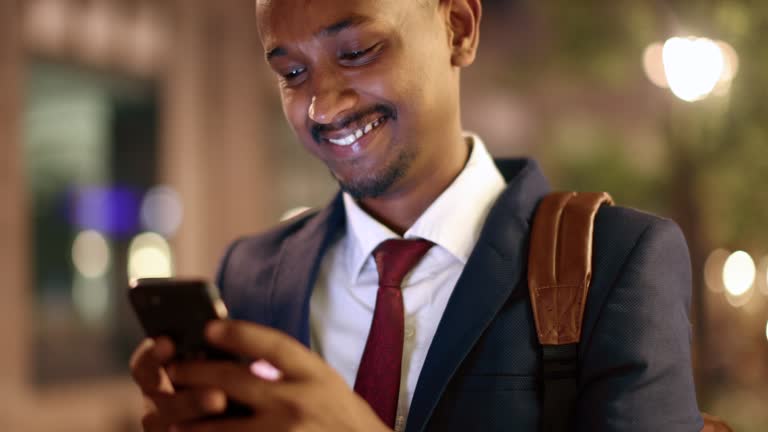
[334,162,408,200]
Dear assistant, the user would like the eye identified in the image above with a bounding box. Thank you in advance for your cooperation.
[283,66,306,80]
[339,42,383,63]
[340,48,370,61]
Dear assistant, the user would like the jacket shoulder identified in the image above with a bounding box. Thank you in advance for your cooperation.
[224,209,319,269]
[596,204,678,232]
[578,205,700,429]
[590,204,690,305]
[215,209,319,321]
[594,204,686,252]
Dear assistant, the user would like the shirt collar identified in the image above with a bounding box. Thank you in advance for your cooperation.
[342,133,507,281]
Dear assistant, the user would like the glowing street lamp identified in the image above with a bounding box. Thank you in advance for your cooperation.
[663,37,724,102]
[643,36,739,102]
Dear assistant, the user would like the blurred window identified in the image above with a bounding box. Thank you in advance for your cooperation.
[24,61,156,385]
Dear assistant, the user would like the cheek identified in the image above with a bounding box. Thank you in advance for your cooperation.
[281,91,309,134]
[354,60,424,123]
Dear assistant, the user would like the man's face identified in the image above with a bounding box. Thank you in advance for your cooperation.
[257,0,462,199]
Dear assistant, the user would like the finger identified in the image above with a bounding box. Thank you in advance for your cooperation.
[130,338,176,392]
[167,361,274,409]
[149,388,227,424]
[205,320,321,379]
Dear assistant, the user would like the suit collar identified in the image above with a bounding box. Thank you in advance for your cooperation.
[268,158,549,430]
[405,158,549,432]
[270,192,345,345]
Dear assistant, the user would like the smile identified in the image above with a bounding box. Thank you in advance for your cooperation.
[326,116,387,147]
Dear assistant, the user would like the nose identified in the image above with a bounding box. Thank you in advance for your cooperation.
[308,70,358,125]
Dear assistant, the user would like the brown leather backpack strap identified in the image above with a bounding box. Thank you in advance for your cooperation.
[529,192,614,432]
[528,193,733,432]
[528,191,614,345]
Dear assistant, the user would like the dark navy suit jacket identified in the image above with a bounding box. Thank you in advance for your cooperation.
[216,159,703,431]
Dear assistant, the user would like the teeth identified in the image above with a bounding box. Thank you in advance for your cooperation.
[329,134,356,146]
[327,117,385,146]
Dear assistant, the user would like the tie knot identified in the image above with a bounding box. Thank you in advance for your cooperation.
[373,239,434,288]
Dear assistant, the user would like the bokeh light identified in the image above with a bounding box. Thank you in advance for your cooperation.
[128,232,173,281]
[79,0,116,64]
[662,37,724,102]
[644,37,739,102]
[757,256,768,296]
[723,251,756,297]
[642,42,667,88]
[704,249,731,293]
[716,41,740,85]
[71,230,111,278]
[140,185,184,237]
[23,0,69,50]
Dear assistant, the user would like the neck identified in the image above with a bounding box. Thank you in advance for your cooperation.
[357,132,470,235]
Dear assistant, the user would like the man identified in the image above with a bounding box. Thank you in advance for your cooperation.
[130,0,703,431]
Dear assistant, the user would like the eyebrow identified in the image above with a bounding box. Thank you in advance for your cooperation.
[265,14,372,61]
[318,14,370,37]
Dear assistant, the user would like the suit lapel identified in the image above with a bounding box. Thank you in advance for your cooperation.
[406,159,550,432]
[270,193,345,346]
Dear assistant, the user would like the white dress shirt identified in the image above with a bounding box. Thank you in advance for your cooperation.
[309,133,506,431]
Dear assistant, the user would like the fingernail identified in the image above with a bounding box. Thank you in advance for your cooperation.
[206,320,226,340]
[250,360,282,382]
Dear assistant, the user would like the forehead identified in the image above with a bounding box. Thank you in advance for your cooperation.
[256,0,412,46]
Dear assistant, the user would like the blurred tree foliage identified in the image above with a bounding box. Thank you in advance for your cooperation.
[499,0,768,249]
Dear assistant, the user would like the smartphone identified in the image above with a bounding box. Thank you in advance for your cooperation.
[128,277,251,417]
[128,278,238,362]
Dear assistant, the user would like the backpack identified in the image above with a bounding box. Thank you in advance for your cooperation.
[527,192,732,432]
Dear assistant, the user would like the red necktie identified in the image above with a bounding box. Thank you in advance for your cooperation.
[354,239,434,428]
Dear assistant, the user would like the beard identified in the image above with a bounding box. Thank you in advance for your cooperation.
[333,147,415,200]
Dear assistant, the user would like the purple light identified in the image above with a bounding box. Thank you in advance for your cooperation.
[69,186,141,238]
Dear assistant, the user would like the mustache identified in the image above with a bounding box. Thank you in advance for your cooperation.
[310,105,396,143]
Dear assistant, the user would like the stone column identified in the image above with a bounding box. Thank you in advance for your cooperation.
[0,0,29,399]
[160,0,210,277]
[161,0,275,279]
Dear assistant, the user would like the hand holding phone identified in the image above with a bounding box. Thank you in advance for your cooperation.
[128,278,251,417]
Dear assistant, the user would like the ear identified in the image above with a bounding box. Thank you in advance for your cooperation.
[442,0,482,67]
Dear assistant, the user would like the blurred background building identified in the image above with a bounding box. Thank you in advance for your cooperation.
[0,0,766,430]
